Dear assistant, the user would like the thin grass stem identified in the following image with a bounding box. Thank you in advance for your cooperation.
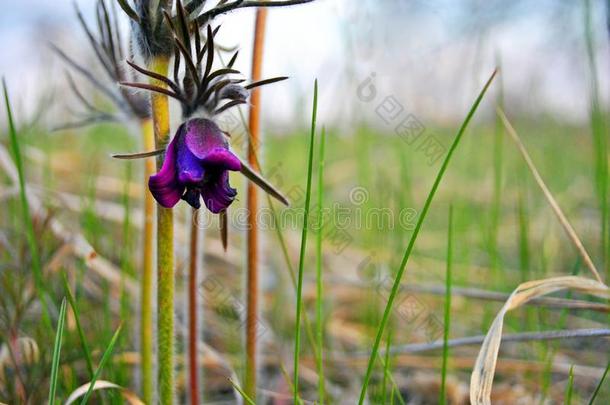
[357,70,497,404]
[214,49,322,371]
[315,126,326,403]
[229,379,256,405]
[565,365,575,405]
[79,325,122,405]
[48,298,67,405]
[497,108,603,283]
[62,274,94,378]
[2,79,52,331]
[294,79,318,403]
[440,206,454,404]
[588,362,609,404]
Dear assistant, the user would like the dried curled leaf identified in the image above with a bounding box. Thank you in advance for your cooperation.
[65,380,144,405]
[470,276,610,405]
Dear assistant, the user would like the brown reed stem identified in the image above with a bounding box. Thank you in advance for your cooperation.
[188,208,200,405]
[140,118,155,405]
[245,8,268,399]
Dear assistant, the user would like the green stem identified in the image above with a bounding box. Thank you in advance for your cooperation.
[315,127,326,404]
[140,118,155,405]
[3,80,52,331]
[565,365,575,405]
[440,206,454,404]
[149,56,174,405]
[294,80,318,403]
[583,0,608,278]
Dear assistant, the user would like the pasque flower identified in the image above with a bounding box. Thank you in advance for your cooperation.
[121,19,290,213]
[110,2,307,404]
[149,118,241,212]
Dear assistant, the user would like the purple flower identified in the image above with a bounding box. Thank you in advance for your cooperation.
[149,118,241,213]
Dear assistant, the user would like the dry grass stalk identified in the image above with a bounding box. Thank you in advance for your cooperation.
[469,276,610,404]
[497,107,603,283]
[64,380,144,405]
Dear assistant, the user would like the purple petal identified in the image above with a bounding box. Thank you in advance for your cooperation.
[201,147,241,171]
[148,138,184,208]
[183,119,229,159]
[201,171,237,213]
[176,125,206,184]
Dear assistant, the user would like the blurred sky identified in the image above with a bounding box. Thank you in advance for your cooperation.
[0,0,609,130]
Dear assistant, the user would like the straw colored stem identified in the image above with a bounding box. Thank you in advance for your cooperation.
[139,118,155,405]
[149,56,175,405]
[188,208,200,405]
[497,108,603,284]
[245,8,267,399]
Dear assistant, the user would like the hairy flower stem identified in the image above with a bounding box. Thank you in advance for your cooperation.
[149,56,175,405]
[245,8,267,399]
[188,208,200,405]
[140,118,155,405]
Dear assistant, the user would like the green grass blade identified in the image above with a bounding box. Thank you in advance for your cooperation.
[583,0,608,278]
[378,351,406,405]
[294,79,318,403]
[267,193,322,373]
[315,126,326,404]
[268,193,321,364]
[357,69,497,404]
[48,298,68,405]
[440,205,454,404]
[517,179,531,282]
[588,362,610,404]
[2,78,52,330]
[382,327,391,404]
[79,324,122,405]
[229,379,256,405]
[565,365,575,405]
[62,273,94,378]
[380,328,406,405]
[217,47,322,366]
[541,259,580,401]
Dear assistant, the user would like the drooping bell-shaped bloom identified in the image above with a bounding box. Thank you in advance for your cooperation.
[149,118,241,213]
